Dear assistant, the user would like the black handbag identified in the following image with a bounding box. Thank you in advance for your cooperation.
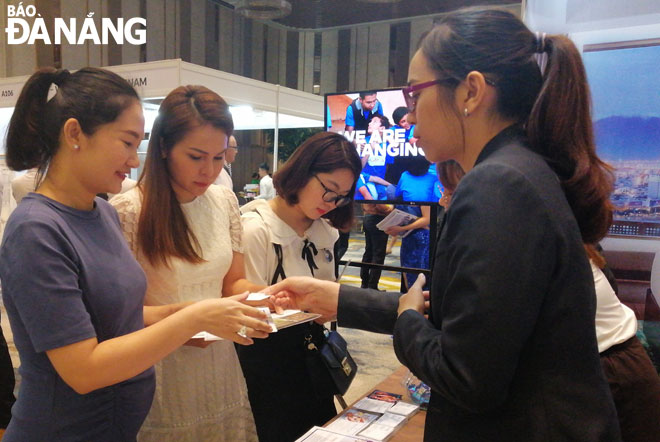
[305,327,358,397]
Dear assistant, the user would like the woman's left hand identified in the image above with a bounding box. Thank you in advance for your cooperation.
[397,274,426,316]
[385,225,404,236]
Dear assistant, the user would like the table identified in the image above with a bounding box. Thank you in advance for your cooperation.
[327,365,426,441]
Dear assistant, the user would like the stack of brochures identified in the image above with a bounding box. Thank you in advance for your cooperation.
[296,390,420,441]
[375,209,418,238]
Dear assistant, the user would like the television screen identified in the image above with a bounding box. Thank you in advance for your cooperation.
[582,39,660,237]
[325,89,442,204]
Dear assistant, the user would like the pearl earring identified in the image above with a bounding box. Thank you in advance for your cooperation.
[73,144,80,150]
[463,108,469,117]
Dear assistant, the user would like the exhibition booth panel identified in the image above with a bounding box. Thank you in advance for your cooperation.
[0,58,324,157]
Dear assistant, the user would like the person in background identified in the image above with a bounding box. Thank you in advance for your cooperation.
[111,85,271,442]
[385,107,416,189]
[10,168,38,204]
[215,135,238,190]
[256,162,275,200]
[584,244,660,442]
[358,114,395,289]
[0,189,15,437]
[0,67,271,441]
[385,107,416,255]
[391,106,414,142]
[0,322,14,439]
[250,172,260,184]
[385,155,436,287]
[436,160,465,209]
[239,132,362,441]
[344,91,384,132]
[265,8,621,440]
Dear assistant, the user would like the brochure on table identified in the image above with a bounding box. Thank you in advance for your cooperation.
[297,389,420,441]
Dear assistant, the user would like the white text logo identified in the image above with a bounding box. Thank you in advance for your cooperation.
[5,3,146,45]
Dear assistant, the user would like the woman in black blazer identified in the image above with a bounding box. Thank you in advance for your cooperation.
[266,8,621,441]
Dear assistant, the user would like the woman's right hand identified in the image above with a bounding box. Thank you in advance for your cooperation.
[190,293,273,345]
[262,276,340,323]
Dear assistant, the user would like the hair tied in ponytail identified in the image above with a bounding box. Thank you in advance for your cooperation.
[46,83,59,102]
[534,32,547,54]
[534,32,549,75]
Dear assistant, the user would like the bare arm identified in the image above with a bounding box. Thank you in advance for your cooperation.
[385,206,431,235]
[143,302,192,326]
[358,185,374,200]
[368,175,392,187]
[222,251,265,297]
[47,296,272,395]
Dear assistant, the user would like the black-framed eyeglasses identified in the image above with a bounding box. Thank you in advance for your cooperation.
[402,77,496,112]
[314,175,351,207]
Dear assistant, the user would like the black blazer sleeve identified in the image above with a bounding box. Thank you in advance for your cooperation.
[337,285,400,334]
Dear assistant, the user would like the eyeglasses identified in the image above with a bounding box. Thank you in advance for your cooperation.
[402,77,496,112]
[313,175,351,208]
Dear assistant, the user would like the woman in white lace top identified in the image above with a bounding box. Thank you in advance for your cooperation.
[111,85,271,442]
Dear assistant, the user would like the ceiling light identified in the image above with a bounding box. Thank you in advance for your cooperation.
[235,0,292,20]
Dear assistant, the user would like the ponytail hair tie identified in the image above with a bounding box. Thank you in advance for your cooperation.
[46,83,59,103]
[46,69,70,103]
[535,32,547,54]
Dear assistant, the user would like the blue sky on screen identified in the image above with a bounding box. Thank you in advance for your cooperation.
[583,44,660,120]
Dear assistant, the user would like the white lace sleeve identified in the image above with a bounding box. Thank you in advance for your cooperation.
[221,187,244,253]
[109,191,140,256]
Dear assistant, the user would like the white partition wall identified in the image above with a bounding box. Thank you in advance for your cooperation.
[0,59,324,174]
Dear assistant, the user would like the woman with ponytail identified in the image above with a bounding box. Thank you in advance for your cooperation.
[0,68,271,441]
[266,8,623,440]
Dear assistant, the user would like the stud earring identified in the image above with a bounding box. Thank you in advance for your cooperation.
[73,144,80,150]
[463,108,469,117]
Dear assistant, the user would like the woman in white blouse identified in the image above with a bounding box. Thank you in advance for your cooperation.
[239,132,362,441]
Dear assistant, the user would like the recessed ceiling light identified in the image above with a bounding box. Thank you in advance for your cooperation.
[235,0,292,20]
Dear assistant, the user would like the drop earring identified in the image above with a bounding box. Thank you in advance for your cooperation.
[463,108,469,117]
[73,144,80,150]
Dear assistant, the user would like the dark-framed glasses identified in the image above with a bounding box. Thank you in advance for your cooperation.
[313,175,351,207]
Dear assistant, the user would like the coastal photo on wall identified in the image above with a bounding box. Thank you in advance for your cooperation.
[583,39,660,234]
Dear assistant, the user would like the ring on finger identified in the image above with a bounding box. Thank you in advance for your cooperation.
[237,325,248,338]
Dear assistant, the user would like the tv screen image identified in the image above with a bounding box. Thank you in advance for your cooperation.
[325,88,442,204]
[583,39,660,236]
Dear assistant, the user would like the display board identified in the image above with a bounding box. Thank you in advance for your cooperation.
[583,39,660,237]
[325,88,442,204]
